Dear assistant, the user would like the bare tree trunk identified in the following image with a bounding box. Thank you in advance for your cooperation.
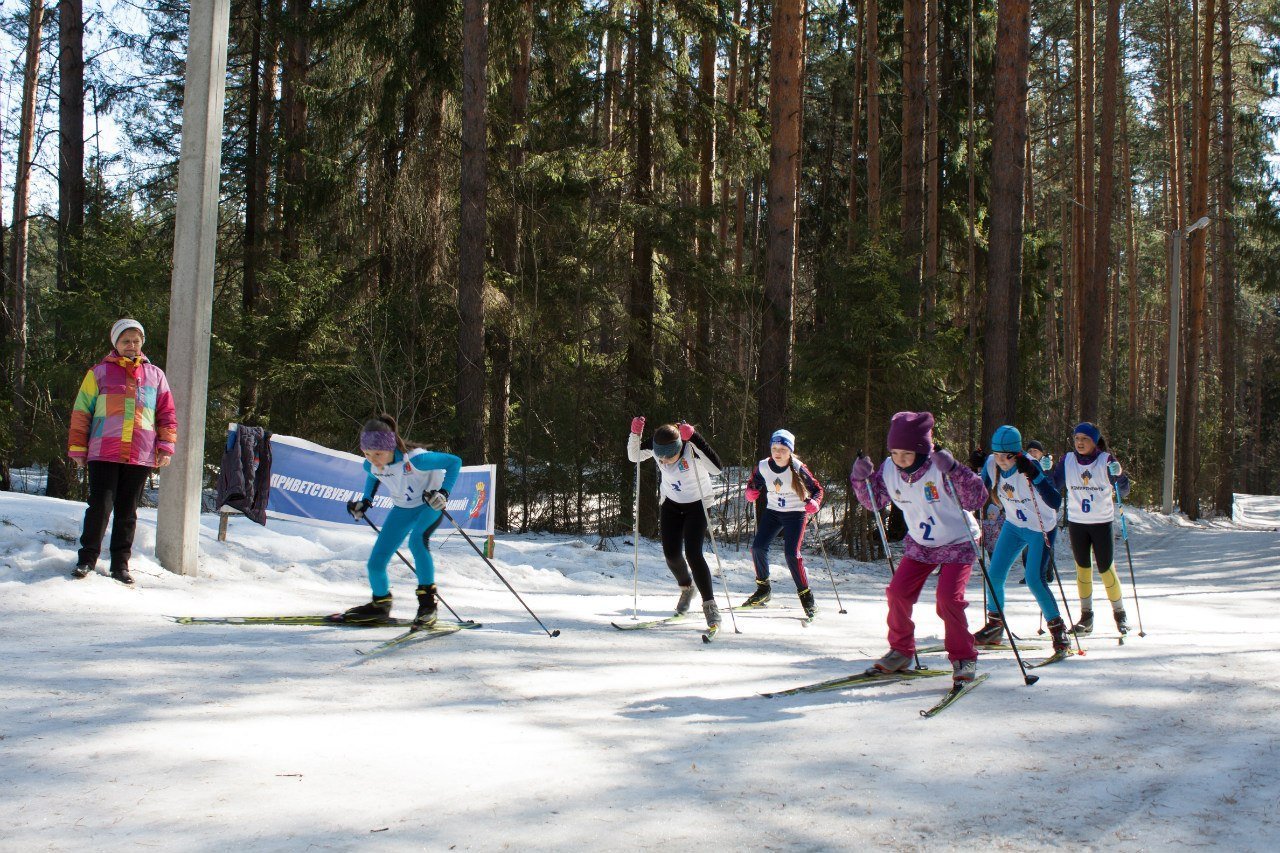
[757,0,804,455]
[457,0,489,463]
[1081,0,1120,421]
[865,0,881,236]
[8,0,44,435]
[1178,0,1215,519]
[981,0,1031,440]
[901,0,925,324]
[1215,0,1236,515]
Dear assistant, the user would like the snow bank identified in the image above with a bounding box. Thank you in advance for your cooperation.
[1,491,1278,851]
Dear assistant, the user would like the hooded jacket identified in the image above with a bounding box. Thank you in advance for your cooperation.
[68,353,178,466]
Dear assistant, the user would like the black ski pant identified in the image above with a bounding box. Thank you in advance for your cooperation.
[78,461,152,571]
[1067,520,1115,572]
[659,498,716,602]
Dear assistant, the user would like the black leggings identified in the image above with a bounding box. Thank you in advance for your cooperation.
[79,461,152,570]
[1068,521,1115,571]
[659,499,716,602]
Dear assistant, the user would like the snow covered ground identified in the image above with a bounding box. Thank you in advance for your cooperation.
[1,490,1278,851]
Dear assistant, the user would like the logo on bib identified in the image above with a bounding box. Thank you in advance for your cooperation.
[1081,470,1093,485]
[1001,483,1015,499]
[772,477,783,492]
[403,461,413,474]
[677,458,690,473]
[923,481,941,502]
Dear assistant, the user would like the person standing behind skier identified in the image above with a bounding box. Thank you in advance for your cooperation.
[849,411,985,686]
[1049,422,1132,635]
[627,418,724,632]
[741,429,824,618]
[69,319,178,585]
[974,426,1070,654]
[343,415,461,627]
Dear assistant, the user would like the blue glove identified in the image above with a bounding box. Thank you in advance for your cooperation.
[1039,455,1053,472]
[1108,460,1122,477]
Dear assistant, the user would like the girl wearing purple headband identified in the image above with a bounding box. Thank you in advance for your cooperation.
[341,414,462,627]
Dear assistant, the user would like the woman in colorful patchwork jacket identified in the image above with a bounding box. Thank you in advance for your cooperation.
[68,319,178,584]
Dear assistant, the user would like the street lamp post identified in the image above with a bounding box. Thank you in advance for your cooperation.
[1162,215,1211,515]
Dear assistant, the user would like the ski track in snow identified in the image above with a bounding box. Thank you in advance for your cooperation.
[1,491,1278,851]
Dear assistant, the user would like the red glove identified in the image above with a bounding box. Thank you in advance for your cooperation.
[630,416,645,435]
[804,500,819,515]
[678,422,695,441]
[745,487,761,503]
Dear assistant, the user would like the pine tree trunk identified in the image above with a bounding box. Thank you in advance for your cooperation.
[1177,0,1214,519]
[865,0,881,236]
[1215,0,1235,515]
[758,0,804,455]
[1121,77,1138,418]
[490,0,533,531]
[900,0,925,323]
[1081,0,1120,421]
[981,0,1031,440]
[8,0,44,442]
[457,0,489,463]
[240,0,278,421]
[627,0,658,535]
[280,0,310,263]
[923,0,940,333]
[57,0,85,298]
[847,0,863,249]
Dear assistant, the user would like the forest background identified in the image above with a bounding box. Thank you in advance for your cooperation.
[1,0,1278,556]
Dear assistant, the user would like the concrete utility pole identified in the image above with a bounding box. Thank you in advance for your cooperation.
[156,0,232,575]
[1162,214,1211,515]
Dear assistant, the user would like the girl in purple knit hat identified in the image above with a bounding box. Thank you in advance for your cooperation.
[849,411,986,686]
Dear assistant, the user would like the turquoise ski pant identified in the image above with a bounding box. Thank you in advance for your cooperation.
[984,522,1060,621]
[367,504,443,596]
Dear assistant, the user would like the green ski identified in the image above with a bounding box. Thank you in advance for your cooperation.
[920,673,989,718]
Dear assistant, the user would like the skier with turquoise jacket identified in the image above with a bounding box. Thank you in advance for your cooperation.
[343,415,462,627]
[974,425,1069,653]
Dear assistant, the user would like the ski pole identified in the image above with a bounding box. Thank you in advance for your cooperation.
[859,453,923,671]
[439,508,561,638]
[811,514,847,614]
[1023,468,1084,656]
[1114,484,1147,637]
[943,471,1039,686]
[361,516,469,624]
[631,454,641,620]
[687,433,742,634]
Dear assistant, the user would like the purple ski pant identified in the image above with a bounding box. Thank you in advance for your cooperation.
[885,555,977,662]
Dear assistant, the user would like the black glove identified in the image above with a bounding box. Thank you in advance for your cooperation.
[424,488,449,511]
[346,498,372,520]
[967,449,987,472]
[1014,454,1040,480]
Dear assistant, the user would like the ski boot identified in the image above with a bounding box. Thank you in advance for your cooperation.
[871,649,913,674]
[674,585,696,616]
[798,587,816,619]
[739,579,772,608]
[1069,609,1094,636]
[1113,608,1130,635]
[72,563,94,579]
[1047,617,1070,652]
[414,585,438,628]
[702,599,722,629]
[972,613,1005,645]
[110,567,135,586]
[342,594,394,624]
[952,659,978,686]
